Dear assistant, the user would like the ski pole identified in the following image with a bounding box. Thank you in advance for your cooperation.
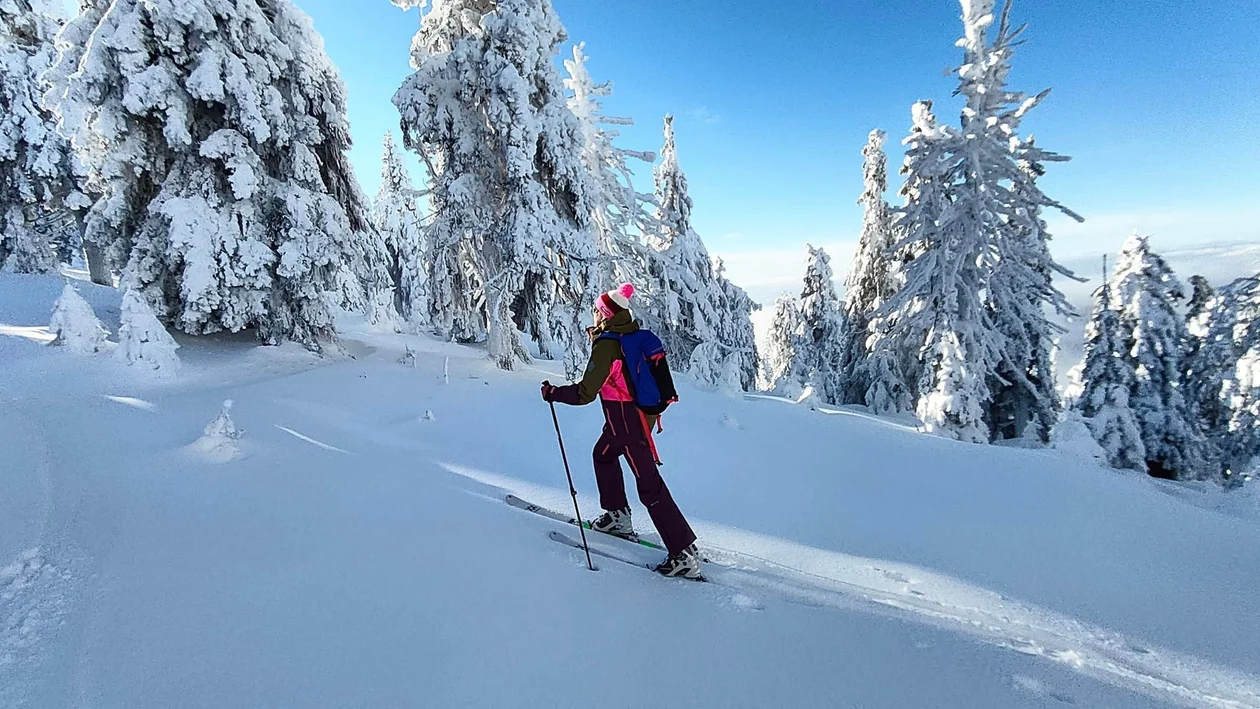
[549,400,595,572]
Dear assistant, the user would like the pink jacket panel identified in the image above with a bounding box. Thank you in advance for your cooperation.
[599,359,635,402]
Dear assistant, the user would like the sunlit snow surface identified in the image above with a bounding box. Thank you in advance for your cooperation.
[1,272,1257,709]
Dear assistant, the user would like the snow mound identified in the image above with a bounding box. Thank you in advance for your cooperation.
[49,284,108,354]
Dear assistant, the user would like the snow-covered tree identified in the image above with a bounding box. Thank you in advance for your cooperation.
[1186,275,1215,339]
[796,245,845,404]
[840,129,898,405]
[0,0,79,274]
[373,130,426,325]
[1185,277,1246,440]
[1074,279,1146,471]
[875,1,1080,443]
[644,116,759,389]
[44,0,110,284]
[649,114,710,361]
[710,256,760,392]
[52,0,383,348]
[1112,234,1217,480]
[393,0,597,374]
[987,137,1082,442]
[917,327,990,442]
[49,283,108,353]
[563,42,662,329]
[760,295,806,396]
[116,288,180,371]
[189,398,244,463]
[865,101,946,416]
[879,100,997,443]
[1186,275,1260,484]
[204,399,241,442]
[1225,345,1260,486]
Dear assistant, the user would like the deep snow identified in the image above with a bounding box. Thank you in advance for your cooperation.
[2,272,1259,709]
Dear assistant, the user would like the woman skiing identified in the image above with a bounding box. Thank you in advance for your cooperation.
[541,283,703,579]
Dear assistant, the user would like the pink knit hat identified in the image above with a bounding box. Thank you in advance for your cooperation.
[596,283,636,319]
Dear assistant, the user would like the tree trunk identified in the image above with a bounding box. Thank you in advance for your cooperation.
[83,242,112,286]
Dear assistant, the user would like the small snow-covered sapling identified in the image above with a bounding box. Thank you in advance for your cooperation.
[204,400,242,441]
[49,284,109,354]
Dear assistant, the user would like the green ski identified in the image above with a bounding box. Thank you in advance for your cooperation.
[505,494,666,551]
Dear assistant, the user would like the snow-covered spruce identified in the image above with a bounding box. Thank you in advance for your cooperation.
[393,0,597,376]
[1110,234,1217,480]
[0,0,79,275]
[875,1,1080,443]
[647,116,758,390]
[879,95,996,442]
[1073,280,1146,472]
[1049,411,1108,466]
[373,130,426,327]
[1186,275,1216,344]
[1186,275,1260,485]
[649,113,710,364]
[1185,278,1244,460]
[115,288,180,372]
[49,283,108,354]
[1225,344,1260,487]
[865,101,947,419]
[51,0,384,349]
[563,42,663,329]
[709,256,760,392]
[759,295,806,396]
[839,129,898,406]
[796,245,845,405]
[188,399,243,464]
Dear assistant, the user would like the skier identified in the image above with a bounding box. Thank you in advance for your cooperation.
[541,283,703,579]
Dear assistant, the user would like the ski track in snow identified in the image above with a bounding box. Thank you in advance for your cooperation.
[700,539,1260,709]
[510,487,1260,709]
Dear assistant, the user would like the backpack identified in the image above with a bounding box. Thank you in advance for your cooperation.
[596,329,678,415]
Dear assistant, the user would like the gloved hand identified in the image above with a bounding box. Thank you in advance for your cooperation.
[541,380,555,402]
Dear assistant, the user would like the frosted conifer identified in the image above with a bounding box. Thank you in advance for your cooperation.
[49,283,108,353]
[53,0,382,348]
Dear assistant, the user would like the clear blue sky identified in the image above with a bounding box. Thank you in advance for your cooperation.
[100,1,1260,300]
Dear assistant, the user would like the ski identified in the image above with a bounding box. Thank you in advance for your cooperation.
[506,494,666,551]
[549,531,708,583]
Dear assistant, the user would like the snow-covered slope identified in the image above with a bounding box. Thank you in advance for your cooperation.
[2,273,1258,709]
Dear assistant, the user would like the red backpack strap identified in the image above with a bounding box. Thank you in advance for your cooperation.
[638,410,663,466]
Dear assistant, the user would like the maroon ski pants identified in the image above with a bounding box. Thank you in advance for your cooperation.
[593,400,697,555]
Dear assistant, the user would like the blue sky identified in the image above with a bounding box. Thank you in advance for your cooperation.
[117,1,1260,301]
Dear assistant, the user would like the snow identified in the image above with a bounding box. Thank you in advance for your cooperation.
[2,271,1259,708]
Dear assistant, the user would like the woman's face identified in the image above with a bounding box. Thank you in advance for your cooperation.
[592,307,605,328]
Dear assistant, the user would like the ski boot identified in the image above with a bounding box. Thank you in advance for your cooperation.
[590,508,634,537]
[655,544,704,580]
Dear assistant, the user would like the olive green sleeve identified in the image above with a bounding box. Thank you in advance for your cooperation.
[573,339,621,405]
